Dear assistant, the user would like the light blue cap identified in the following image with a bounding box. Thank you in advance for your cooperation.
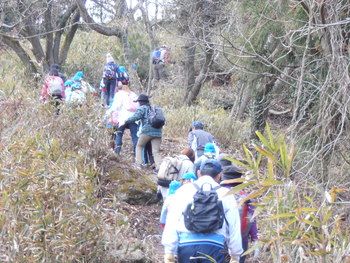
[73,71,84,81]
[168,181,181,195]
[64,80,73,87]
[181,172,197,181]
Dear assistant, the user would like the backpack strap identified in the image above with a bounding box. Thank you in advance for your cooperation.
[213,185,221,191]
[169,164,179,175]
[192,183,201,191]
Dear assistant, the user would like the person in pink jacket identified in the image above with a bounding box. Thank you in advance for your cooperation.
[42,69,65,102]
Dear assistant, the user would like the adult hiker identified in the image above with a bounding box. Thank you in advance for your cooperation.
[106,85,139,155]
[194,142,217,174]
[152,45,175,83]
[219,155,259,263]
[102,53,120,106]
[42,69,65,114]
[119,94,162,170]
[161,159,243,263]
[50,64,66,83]
[188,121,219,160]
[157,148,196,200]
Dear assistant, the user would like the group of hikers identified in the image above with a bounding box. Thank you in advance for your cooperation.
[42,50,260,263]
[157,123,259,263]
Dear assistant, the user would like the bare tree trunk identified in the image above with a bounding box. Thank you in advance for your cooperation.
[44,0,54,67]
[59,11,80,66]
[1,36,38,75]
[183,38,196,102]
[250,76,277,140]
[138,0,158,94]
[235,85,251,119]
[185,43,214,105]
[54,3,79,64]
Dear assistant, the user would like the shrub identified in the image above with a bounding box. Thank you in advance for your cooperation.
[227,124,349,263]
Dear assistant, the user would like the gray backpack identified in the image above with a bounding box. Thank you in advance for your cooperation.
[48,77,63,95]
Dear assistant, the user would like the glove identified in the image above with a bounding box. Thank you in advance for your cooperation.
[164,254,175,263]
[230,258,239,263]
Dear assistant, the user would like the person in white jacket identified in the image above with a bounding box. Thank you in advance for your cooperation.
[106,85,139,154]
[161,159,243,263]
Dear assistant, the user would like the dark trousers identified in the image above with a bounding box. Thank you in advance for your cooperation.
[50,94,63,115]
[115,123,139,155]
[178,243,226,263]
[142,141,154,165]
[103,78,116,106]
[239,240,249,263]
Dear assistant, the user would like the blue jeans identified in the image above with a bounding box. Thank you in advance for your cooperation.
[115,122,139,155]
[142,141,154,165]
[103,78,116,106]
[239,240,249,263]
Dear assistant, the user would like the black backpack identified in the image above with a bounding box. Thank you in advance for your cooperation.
[184,183,225,233]
[148,105,166,128]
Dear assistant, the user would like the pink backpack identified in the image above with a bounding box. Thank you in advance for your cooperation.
[124,93,138,112]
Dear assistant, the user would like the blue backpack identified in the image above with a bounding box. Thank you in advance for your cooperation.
[103,63,116,79]
[152,50,161,64]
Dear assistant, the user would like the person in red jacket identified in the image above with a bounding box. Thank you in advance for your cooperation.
[42,69,65,114]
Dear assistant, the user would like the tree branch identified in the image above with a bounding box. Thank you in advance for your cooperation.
[44,0,54,67]
[75,0,122,38]
[59,11,81,66]
[53,3,79,63]
[0,35,38,75]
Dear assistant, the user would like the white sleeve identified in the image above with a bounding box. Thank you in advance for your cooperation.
[161,193,182,255]
[223,195,243,259]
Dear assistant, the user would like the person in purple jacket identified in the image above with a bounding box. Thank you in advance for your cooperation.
[219,155,260,263]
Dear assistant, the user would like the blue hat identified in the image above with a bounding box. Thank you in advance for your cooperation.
[204,143,216,154]
[168,181,181,195]
[200,159,222,175]
[119,66,126,73]
[64,80,73,87]
[191,121,203,129]
[73,71,84,81]
[181,172,197,181]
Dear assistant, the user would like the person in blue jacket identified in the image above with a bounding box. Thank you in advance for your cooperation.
[120,94,162,170]
[102,53,120,106]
